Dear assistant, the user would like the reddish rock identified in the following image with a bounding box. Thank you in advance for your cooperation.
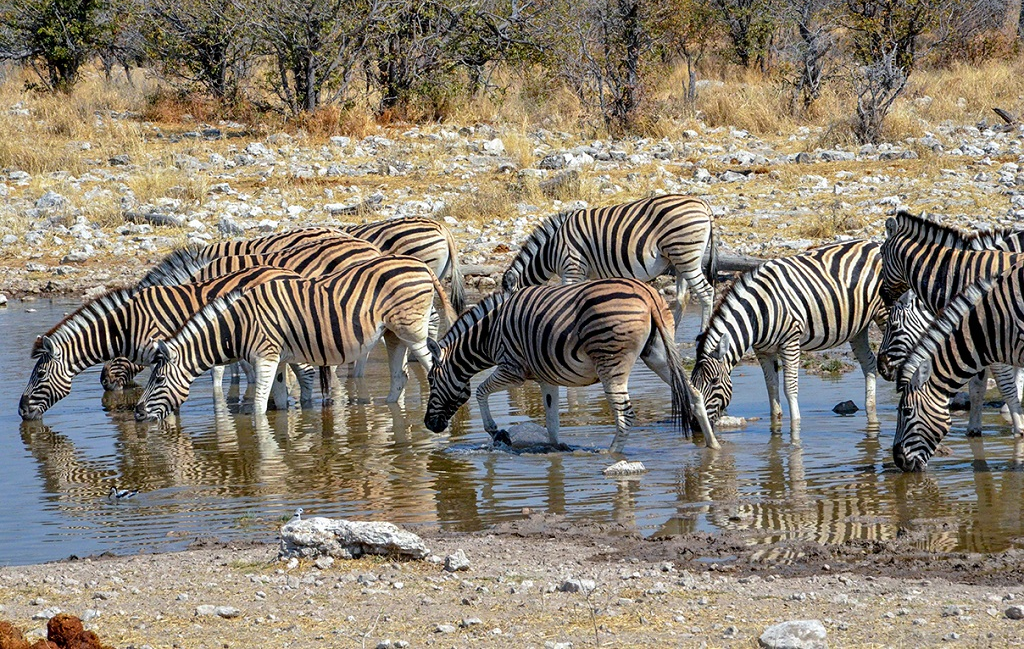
[0,620,29,649]
[27,641,58,649]
[46,615,84,648]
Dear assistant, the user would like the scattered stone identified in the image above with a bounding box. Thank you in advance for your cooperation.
[314,556,335,570]
[33,607,61,620]
[832,400,859,416]
[758,619,827,649]
[36,191,67,210]
[0,294,6,307]
[603,460,647,476]
[716,415,746,428]
[279,517,430,560]
[1006,605,1024,619]
[482,138,505,155]
[434,624,456,634]
[108,154,130,166]
[444,549,470,572]
[942,605,963,617]
[460,617,482,628]
[557,578,595,594]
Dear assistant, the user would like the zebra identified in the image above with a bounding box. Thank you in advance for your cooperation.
[880,211,1024,434]
[133,255,455,421]
[878,291,1021,436]
[137,227,342,288]
[690,240,886,433]
[342,216,466,313]
[422,278,719,452]
[893,268,1024,471]
[100,234,384,391]
[18,267,308,421]
[501,194,718,331]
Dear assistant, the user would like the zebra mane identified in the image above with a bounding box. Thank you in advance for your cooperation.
[35,286,137,353]
[899,276,996,387]
[172,290,246,344]
[439,291,509,348]
[510,211,571,264]
[137,244,209,288]
[889,210,1011,250]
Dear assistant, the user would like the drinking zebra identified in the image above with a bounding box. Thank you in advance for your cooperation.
[880,211,1024,434]
[502,194,718,331]
[133,255,455,421]
[690,240,886,432]
[878,291,1021,436]
[422,278,719,452]
[18,267,308,421]
[893,267,1024,471]
[343,216,466,313]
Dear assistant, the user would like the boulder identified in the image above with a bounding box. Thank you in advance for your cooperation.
[279,517,430,560]
[759,620,827,649]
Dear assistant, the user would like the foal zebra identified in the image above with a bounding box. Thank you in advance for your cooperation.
[893,267,1024,471]
[18,267,306,420]
[690,240,886,433]
[878,291,1021,436]
[880,211,1024,434]
[422,278,718,452]
[343,216,466,313]
[133,255,455,421]
[502,195,718,331]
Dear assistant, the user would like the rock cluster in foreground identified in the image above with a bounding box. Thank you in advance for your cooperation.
[278,517,430,560]
[0,614,113,649]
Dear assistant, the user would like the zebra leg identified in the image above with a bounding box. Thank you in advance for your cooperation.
[780,339,802,433]
[602,377,636,454]
[681,266,715,331]
[673,276,690,339]
[993,364,1024,436]
[351,351,370,378]
[476,366,526,435]
[967,371,987,437]
[241,360,255,384]
[848,329,878,424]
[538,382,561,446]
[253,357,282,416]
[757,353,783,423]
[290,363,316,407]
[269,364,290,411]
[212,365,225,386]
[383,332,409,403]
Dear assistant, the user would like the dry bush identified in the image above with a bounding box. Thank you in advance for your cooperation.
[502,132,536,168]
[289,105,379,139]
[798,201,866,238]
[439,180,518,229]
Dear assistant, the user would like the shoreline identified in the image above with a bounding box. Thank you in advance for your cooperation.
[2,516,1024,647]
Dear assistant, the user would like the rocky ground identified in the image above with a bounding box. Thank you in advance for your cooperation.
[2,515,1024,648]
[1,104,1023,301]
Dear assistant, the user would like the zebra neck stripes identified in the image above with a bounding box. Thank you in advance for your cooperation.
[503,212,570,291]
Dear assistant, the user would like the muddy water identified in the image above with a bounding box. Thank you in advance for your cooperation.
[3,298,1024,566]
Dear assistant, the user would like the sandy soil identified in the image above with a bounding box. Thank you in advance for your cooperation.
[2,514,1024,648]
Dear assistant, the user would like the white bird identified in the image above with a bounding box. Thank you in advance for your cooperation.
[108,485,138,500]
[291,507,304,522]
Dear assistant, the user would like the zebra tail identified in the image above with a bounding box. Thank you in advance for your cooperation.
[448,241,467,314]
[319,366,331,397]
[702,222,719,287]
[428,267,456,334]
[655,310,695,439]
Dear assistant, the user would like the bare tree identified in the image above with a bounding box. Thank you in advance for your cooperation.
[650,0,721,109]
[96,0,144,84]
[712,0,779,69]
[786,0,840,110]
[145,0,253,99]
[253,0,380,113]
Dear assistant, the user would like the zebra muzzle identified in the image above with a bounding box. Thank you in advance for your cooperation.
[424,414,449,433]
[18,395,43,420]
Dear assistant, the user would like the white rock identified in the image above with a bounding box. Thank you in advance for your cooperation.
[482,138,505,155]
[32,606,61,620]
[330,136,351,147]
[245,142,272,157]
[758,620,827,649]
[444,549,470,572]
[558,578,596,594]
[501,422,553,448]
[279,517,430,560]
[36,191,68,209]
[603,460,647,476]
[0,294,7,306]
[716,416,747,428]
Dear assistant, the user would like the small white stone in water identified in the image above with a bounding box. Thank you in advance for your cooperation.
[603,460,647,476]
[716,416,746,428]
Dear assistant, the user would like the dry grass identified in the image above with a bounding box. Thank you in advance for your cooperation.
[797,201,867,239]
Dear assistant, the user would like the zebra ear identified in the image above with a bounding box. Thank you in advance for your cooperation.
[910,358,932,390]
[710,335,729,361]
[426,337,442,364]
[885,217,897,237]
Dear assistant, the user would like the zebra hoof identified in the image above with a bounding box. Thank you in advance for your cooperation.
[966,427,983,438]
[491,430,512,447]
[321,398,335,407]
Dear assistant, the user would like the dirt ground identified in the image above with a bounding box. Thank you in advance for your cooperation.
[2,513,1024,648]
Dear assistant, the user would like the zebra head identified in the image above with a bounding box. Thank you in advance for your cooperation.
[879,217,911,306]
[100,357,146,391]
[893,357,949,472]
[690,333,733,425]
[877,292,931,382]
[424,338,471,433]
[19,336,73,420]
[134,340,191,421]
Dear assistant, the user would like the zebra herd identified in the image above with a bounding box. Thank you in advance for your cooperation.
[16,195,1024,474]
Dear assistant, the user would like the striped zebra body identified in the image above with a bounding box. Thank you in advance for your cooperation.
[422,278,718,452]
[343,217,466,313]
[18,267,306,420]
[691,240,886,432]
[138,227,341,288]
[894,267,1024,471]
[186,236,382,283]
[134,255,455,421]
[502,195,718,331]
[880,211,1024,434]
